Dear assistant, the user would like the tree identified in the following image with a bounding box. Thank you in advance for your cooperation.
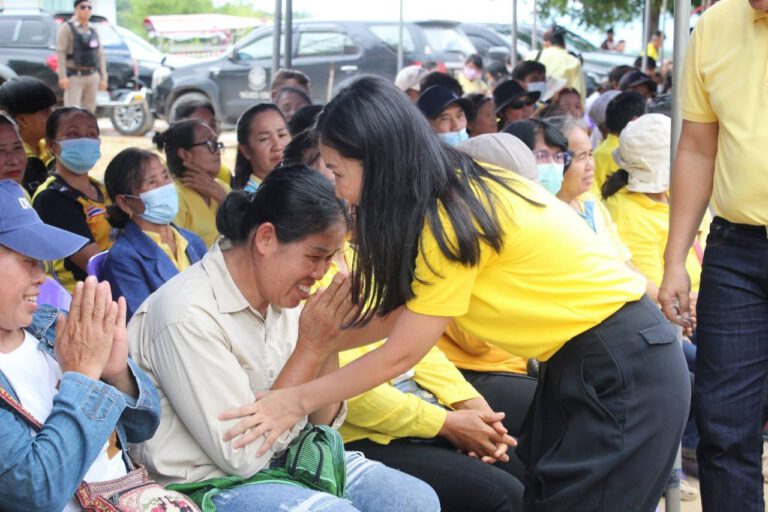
[536,0,704,40]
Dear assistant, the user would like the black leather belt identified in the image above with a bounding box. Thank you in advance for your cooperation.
[66,68,97,76]
[712,216,768,237]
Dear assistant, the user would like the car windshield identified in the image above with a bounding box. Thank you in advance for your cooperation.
[92,22,124,47]
[420,25,475,54]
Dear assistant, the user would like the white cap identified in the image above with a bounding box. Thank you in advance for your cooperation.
[613,113,671,194]
[395,65,428,92]
[457,133,539,183]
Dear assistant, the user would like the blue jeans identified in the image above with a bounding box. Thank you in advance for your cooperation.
[212,451,440,511]
[695,217,768,511]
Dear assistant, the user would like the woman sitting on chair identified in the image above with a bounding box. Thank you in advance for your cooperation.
[102,148,207,319]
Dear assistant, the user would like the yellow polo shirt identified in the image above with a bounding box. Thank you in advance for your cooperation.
[437,319,528,374]
[143,227,192,272]
[407,171,646,362]
[681,0,768,225]
[606,191,702,292]
[646,42,659,62]
[173,179,230,247]
[591,133,620,197]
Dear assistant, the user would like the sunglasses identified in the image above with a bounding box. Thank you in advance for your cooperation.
[189,140,224,154]
[507,96,537,110]
[77,4,93,10]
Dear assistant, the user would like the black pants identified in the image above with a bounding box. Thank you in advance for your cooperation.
[517,295,690,512]
[346,437,524,512]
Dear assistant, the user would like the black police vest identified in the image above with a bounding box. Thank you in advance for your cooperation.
[66,21,99,68]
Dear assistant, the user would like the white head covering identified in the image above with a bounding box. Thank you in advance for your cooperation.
[613,113,671,193]
[395,65,428,92]
[457,133,539,183]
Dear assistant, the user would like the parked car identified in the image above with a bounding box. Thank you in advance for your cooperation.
[0,8,151,135]
[151,20,478,125]
[460,23,516,65]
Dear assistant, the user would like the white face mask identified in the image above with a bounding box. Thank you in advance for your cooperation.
[527,81,547,96]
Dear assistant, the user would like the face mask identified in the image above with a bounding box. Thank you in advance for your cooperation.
[438,128,469,147]
[527,81,547,96]
[537,163,565,195]
[57,138,101,174]
[464,66,481,81]
[136,183,179,225]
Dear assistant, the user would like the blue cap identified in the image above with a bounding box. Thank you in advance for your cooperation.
[417,85,472,120]
[0,180,88,260]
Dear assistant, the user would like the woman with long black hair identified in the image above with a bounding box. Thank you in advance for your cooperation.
[219,76,690,512]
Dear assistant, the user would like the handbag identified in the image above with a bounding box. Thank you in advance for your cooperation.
[168,424,347,512]
[0,385,201,512]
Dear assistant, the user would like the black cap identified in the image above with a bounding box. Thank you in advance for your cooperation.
[492,80,540,114]
[619,70,657,92]
[416,85,472,119]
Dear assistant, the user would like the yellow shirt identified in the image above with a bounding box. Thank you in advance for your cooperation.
[173,179,230,247]
[457,73,488,95]
[605,191,702,291]
[437,319,528,374]
[575,192,632,263]
[681,0,768,225]
[23,139,54,166]
[339,342,479,444]
[217,164,232,186]
[646,42,659,62]
[526,46,586,103]
[407,171,646,361]
[143,227,192,272]
[591,133,620,197]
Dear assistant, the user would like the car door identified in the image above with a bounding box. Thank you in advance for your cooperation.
[293,24,362,103]
[214,28,283,122]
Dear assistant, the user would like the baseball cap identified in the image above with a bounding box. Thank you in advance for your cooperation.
[492,80,540,114]
[395,65,429,92]
[416,85,472,119]
[0,180,88,260]
[618,70,657,92]
[612,114,671,194]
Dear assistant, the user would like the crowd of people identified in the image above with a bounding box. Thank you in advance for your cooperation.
[0,0,766,510]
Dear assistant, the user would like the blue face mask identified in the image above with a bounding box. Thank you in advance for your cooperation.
[438,128,469,147]
[57,138,101,175]
[135,183,179,225]
[537,163,565,195]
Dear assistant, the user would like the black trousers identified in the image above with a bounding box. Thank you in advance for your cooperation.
[517,295,690,512]
[346,437,524,512]
[460,370,538,438]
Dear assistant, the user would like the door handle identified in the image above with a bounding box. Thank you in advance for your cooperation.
[340,65,358,72]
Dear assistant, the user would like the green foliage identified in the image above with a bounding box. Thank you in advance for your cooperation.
[537,0,703,31]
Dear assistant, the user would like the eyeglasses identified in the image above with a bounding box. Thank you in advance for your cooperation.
[189,140,224,154]
[532,149,572,166]
[508,97,536,110]
[77,4,93,10]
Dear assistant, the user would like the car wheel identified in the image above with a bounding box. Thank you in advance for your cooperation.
[169,91,210,123]
[110,102,155,136]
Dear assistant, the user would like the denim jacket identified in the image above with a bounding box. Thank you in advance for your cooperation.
[0,305,161,512]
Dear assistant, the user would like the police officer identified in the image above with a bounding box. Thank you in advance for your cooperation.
[56,0,107,113]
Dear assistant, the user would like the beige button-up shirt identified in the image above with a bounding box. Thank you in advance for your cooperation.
[128,243,346,485]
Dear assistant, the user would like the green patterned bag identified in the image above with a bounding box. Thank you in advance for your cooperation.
[168,424,347,511]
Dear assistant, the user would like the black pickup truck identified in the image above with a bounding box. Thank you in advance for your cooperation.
[0,8,153,135]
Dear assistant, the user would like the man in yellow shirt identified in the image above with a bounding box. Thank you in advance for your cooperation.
[526,25,586,104]
[645,31,664,62]
[659,1,768,510]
